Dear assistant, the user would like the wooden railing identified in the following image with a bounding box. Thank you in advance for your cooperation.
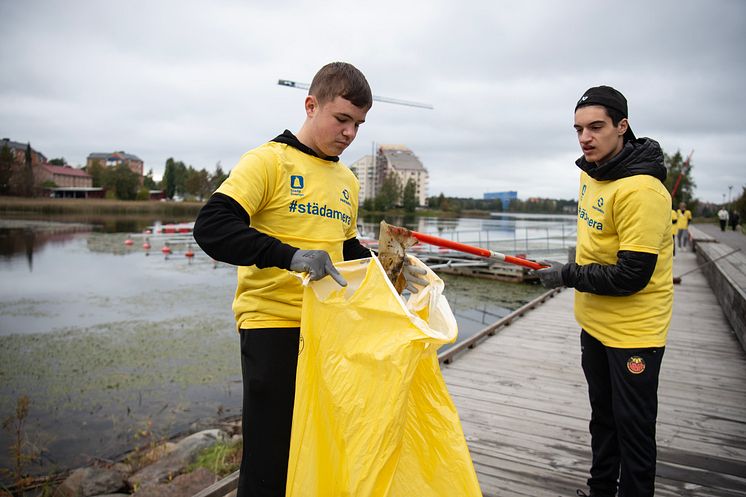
[437,287,563,364]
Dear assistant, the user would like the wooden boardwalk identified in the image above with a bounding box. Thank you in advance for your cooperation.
[442,247,746,497]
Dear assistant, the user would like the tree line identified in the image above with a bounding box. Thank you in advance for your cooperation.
[0,141,230,201]
[3,143,743,222]
[85,157,229,201]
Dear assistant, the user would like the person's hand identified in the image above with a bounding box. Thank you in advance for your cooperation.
[290,250,347,286]
[402,256,428,293]
[536,260,565,289]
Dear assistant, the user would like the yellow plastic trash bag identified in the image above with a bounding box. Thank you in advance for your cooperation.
[286,256,482,497]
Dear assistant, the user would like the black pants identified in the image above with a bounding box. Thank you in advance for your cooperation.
[581,330,664,497]
[237,327,300,497]
[720,220,727,231]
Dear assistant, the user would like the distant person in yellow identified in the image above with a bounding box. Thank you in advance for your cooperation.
[537,86,673,497]
[193,62,421,497]
[676,201,693,249]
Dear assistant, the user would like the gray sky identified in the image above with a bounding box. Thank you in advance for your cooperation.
[1,0,744,203]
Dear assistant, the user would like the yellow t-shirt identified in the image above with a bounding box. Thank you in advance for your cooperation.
[676,209,692,229]
[671,209,679,235]
[574,171,674,348]
[216,141,360,329]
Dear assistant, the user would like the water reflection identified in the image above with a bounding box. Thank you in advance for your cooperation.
[0,223,93,271]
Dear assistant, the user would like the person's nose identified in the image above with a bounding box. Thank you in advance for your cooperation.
[578,128,592,144]
[342,123,357,140]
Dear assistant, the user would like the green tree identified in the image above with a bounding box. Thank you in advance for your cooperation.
[136,187,151,200]
[210,161,228,192]
[185,167,211,200]
[103,163,139,200]
[402,178,417,213]
[664,150,696,207]
[143,168,157,190]
[22,144,34,197]
[163,158,177,199]
[437,193,447,210]
[173,160,188,197]
[0,144,13,195]
[86,159,106,187]
[374,172,400,211]
[48,158,66,166]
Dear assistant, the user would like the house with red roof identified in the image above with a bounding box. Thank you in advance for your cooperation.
[37,163,93,188]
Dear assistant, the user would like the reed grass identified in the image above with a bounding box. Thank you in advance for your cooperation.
[0,196,203,217]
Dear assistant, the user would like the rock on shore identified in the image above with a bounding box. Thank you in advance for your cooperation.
[53,428,231,497]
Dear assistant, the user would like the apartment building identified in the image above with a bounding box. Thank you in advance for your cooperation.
[349,144,429,206]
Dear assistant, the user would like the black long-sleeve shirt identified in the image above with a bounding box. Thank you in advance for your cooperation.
[193,192,371,268]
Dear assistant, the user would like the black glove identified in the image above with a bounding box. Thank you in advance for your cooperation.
[290,250,347,286]
[536,260,565,289]
[402,256,428,293]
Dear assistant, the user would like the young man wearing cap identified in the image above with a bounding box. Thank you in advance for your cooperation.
[538,86,673,497]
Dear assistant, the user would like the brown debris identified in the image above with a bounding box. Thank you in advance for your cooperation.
[377,221,418,294]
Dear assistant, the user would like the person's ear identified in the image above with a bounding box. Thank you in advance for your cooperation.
[618,118,629,137]
[305,95,318,118]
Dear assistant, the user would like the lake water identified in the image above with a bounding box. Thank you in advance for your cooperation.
[0,214,573,476]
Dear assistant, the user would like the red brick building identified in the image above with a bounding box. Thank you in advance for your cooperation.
[1,138,47,164]
[36,163,93,188]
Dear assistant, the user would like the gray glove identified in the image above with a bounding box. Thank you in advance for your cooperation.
[402,256,428,293]
[290,250,347,286]
[536,260,565,289]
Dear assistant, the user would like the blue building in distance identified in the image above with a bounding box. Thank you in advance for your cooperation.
[484,191,518,210]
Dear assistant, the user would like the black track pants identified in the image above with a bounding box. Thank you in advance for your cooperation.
[237,327,300,497]
[580,330,664,497]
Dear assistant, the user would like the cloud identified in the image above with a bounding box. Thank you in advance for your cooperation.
[1,0,744,203]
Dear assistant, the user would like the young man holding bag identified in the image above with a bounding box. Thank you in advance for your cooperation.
[195,62,425,496]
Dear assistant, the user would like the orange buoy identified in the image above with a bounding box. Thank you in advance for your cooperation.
[124,236,134,246]
[185,249,194,258]
[143,239,151,250]
[161,245,172,255]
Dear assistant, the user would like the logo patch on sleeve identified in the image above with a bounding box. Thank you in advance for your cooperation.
[627,356,646,374]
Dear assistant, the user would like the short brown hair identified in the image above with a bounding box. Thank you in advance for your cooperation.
[309,62,372,110]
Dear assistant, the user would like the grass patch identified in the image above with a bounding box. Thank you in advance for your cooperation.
[188,439,241,477]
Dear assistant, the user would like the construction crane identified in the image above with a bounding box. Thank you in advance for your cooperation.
[278,79,433,110]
